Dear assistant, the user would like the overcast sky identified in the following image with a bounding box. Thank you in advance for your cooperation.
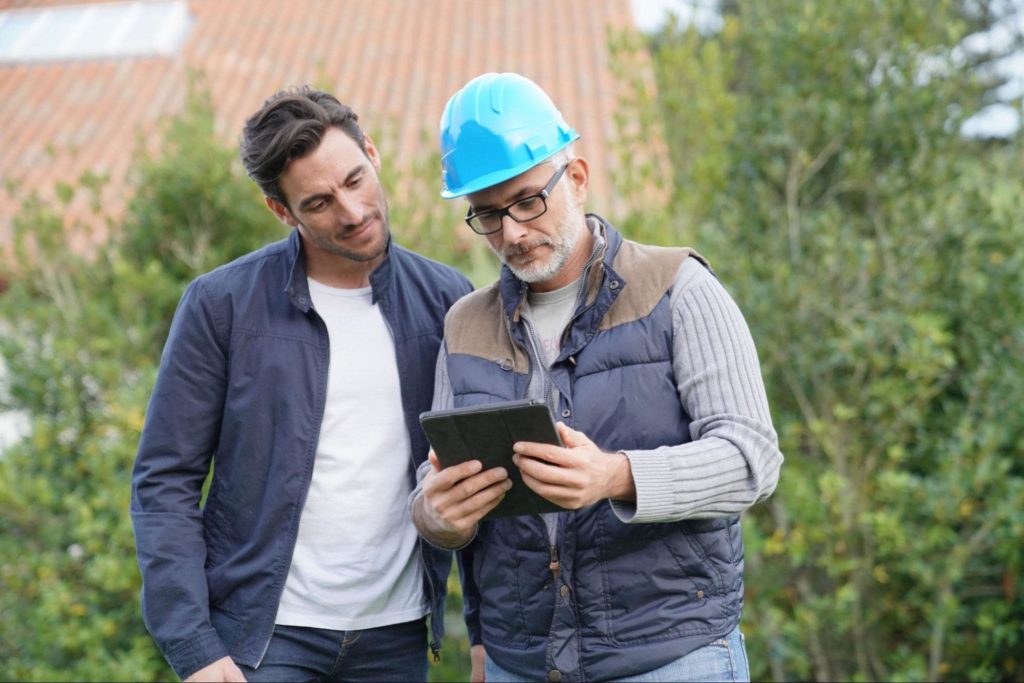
[630,0,1022,136]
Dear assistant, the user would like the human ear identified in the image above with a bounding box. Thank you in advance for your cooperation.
[265,197,297,227]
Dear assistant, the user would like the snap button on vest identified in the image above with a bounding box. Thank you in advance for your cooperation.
[609,280,620,289]
[548,670,562,682]
[561,409,571,418]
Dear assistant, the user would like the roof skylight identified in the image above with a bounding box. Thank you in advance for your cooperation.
[0,1,190,64]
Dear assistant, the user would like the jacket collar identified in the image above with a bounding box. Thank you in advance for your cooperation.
[283,229,312,313]
[368,235,396,306]
[282,229,395,312]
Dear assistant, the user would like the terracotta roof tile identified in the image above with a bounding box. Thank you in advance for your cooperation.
[0,0,651,255]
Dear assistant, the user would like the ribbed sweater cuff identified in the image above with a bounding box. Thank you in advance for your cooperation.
[612,439,746,524]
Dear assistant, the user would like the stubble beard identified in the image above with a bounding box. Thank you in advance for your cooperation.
[307,194,391,263]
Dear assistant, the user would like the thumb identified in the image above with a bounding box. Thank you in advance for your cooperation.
[227,661,248,682]
[556,422,592,449]
[428,449,442,472]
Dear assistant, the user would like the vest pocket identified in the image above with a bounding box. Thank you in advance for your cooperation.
[594,521,728,645]
[475,520,552,649]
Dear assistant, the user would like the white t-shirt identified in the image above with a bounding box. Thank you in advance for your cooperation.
[274,279,427,631]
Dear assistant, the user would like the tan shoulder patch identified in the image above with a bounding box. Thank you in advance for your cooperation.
[444,285,529,373]
[599,241,707,331]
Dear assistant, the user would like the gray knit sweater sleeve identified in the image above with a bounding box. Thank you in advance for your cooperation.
[608,257,783,523]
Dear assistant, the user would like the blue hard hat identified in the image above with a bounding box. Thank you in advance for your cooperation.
[439,73,580,198]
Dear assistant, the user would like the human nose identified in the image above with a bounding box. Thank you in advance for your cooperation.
[332,191,363,224]
[497,212,528,243]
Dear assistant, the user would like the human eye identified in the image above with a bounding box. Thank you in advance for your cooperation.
[474,211,502,230]
[512,196,543,215]
[517,196,541,209]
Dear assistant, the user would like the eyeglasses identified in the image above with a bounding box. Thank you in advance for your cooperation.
[464,163,569,235]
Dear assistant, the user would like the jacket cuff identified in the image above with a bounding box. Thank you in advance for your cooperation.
[165,627,231,680]
[467,621,484,647]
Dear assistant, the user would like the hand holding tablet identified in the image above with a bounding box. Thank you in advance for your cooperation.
[419,399,568,519]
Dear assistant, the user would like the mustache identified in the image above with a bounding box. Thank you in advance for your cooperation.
[503,237,552,259]
[341,211,379,234]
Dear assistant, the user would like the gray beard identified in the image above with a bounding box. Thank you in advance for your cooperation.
[497,204,584,283]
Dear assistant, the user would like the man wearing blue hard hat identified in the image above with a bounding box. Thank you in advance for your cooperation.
[412,73,783,682]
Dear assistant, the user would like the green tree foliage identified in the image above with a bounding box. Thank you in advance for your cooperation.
[612,1,1024,680]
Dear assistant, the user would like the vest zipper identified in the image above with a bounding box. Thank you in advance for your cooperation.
[521,317,553,407]
[562,244,605,345]
[549,544,561,584]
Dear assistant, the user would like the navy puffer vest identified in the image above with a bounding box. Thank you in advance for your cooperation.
[444,217,744,682]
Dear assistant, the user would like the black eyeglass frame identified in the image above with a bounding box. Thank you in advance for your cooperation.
[464,162,570,235]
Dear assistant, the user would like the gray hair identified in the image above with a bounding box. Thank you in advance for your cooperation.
[548,145,576,169]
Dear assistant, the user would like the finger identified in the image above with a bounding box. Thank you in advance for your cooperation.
[518,469,575,507]
[512,440,568,464]
[429,468,510,520]
[428,459,485,490]
[516,454,575,487]
[448,479,513,524]
[447,469,510,505]
[428,449,442,472]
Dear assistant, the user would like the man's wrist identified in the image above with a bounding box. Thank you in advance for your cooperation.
[411,491,476,550]
[608,450,637,502]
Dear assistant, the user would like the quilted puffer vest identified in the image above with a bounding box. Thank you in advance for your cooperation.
[443,217,744,682]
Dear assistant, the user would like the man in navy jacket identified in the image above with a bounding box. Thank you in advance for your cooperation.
[131,87,471,682]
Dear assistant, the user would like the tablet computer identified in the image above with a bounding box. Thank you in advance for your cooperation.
[419,399,567,519]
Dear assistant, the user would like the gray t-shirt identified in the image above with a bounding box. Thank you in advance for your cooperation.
[522,280,581,544]
[522,279,580,405]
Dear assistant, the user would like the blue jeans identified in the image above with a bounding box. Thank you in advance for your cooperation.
[484,626,749,682]
[237,618,428,682]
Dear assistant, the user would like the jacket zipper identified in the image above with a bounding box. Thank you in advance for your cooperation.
[381,308,442,662]
[418,538,442,662]
[258,306,330,667]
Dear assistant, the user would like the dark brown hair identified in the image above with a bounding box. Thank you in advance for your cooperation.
[239,86,366,206]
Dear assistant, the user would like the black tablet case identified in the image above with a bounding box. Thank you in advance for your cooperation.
[419,399,567,519]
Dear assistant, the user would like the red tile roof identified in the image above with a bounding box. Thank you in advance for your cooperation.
[0,0,649,255]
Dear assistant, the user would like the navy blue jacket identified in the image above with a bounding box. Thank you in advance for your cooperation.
[131,230,472,679]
